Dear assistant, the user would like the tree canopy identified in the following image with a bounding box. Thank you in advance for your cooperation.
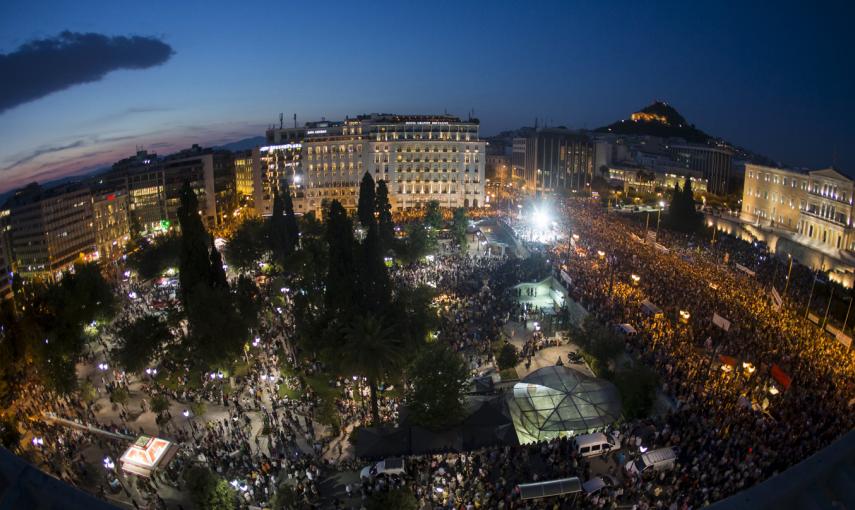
[406,342,469,430]
[357,172,377,228]
[114,315,172,374]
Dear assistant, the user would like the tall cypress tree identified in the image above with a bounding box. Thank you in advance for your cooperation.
[282,181,300,254]
[665,181,682,228]
[375,179,394,251]
[357,172,376,228]
[324,200,356,316]
[681,176,702,231]
[359,220,391,314]
[209,239,229,290]
[269,189,288,268]
[177,181,210,307]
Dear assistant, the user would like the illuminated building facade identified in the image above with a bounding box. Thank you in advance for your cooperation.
[262,114,485,216]
[0,210,12,302]
[92,189,130,262]
[104,151,166,234]
[162,146,236,230]
[742,164,855,251]
[5,183,96,280]
[608,165,708,194]
[234,151,255,204]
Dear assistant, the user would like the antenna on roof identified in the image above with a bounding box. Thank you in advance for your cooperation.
[279,113,284,129]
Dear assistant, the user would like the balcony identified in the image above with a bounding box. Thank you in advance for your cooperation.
[801,208,849,228]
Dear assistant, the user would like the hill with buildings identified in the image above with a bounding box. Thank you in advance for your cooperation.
[596,101,712,143]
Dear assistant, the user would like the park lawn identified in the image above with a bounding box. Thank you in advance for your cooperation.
[499,367,519,381]
[278,384,300,399]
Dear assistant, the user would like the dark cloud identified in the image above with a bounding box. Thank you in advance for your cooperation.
[0,31,174,113]
[2,140,85,171]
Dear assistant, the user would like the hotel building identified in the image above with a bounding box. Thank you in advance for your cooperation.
[260,113,485,216]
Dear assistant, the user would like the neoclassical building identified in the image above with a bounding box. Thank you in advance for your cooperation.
[742,164,855,252]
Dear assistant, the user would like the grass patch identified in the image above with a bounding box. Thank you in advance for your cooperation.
[499,367,519,381]
[278,384,300,399]
[231,360,251,378]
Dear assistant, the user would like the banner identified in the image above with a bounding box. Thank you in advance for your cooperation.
[807,312,820,325]
[837,332,852,349]
[735,263,756,277]
[654,243,669,253]
[718,354,737,366]
[630,233,643,243]
[712,312,731,331]
[771,287,782,310]
[560,270,572,287]
[645,231,657,244]
[771,363,792,390]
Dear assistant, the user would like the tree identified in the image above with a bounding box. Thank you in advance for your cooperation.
[424,200,442,229]
[268,189,289,268]
[367,487,418,510]
[270,483,303,510]
[234,275,261,333]
[375,179,395,251]
[357,172,377,228]
[398,222,435,263]
[665,177,702,233]
[27,263,116,394]
[110,387,129,409]
[282,181,300,255]
[186,285,248,370]
[324,200,357,316]
[611,363,659,419]
[208,239,229,290]
[406,342,469,430]
[177,181,211,307]
[225,217,268,273]
[497,342,518,370]
[451,207,468,252]
[357,222,391,314]
[341,314,405,424]
[183,465,236,510]
[150,394,170,415]
[128,233,180,279]
[114,315,172,373]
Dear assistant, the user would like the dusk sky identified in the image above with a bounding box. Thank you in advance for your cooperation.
[1,0,853,193]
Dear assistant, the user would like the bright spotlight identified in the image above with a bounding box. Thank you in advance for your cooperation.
[532,209,549,230]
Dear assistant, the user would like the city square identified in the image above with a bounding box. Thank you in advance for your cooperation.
[0,2,853,509]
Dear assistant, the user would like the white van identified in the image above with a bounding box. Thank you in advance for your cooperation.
[625,447,677,476]
[359,457,405,480]
[572,432,618,458]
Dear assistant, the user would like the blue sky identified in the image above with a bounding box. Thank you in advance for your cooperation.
[1,0,853,192]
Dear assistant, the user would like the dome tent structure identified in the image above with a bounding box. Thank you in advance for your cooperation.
[507,365,622,444]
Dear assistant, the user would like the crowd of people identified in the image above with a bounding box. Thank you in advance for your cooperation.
[7,197,854,510]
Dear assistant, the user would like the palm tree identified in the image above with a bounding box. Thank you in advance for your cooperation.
[341,314,404,425]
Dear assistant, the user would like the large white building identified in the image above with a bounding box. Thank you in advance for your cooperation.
[256,113,485,216]
[742,164,855,252]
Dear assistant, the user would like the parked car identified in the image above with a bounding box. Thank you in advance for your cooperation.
[582,474,618,496]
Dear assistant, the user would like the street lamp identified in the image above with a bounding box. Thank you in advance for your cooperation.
[656,201,665,239]
[631,274,641,285]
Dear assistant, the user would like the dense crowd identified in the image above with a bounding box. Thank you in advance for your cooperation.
[8,198,854,510]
